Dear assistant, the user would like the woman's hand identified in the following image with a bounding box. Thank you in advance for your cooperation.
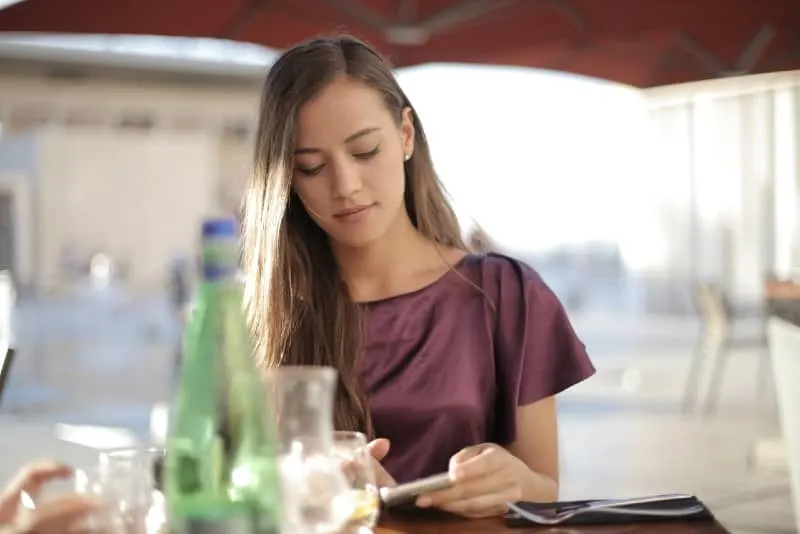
[365,438,397,488]
[415,443,523,518]
[0,460,100,534]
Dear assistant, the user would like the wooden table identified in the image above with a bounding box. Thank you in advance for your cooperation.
[377,512,731,533]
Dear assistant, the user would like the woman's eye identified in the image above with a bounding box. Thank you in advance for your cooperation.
[353,146,380,160]
[295,146,379,174]
[297,164,324,176]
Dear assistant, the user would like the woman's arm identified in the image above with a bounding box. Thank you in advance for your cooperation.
[506,396,559,502]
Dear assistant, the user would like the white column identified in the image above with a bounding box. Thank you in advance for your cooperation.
[792,88,800,273]
[773,88,799,278]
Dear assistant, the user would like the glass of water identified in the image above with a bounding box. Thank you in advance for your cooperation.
[331,431,380,532]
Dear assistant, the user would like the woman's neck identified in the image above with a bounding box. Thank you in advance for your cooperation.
[331,212,452,302]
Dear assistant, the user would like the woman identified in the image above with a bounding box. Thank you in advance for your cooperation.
[242,35,595,518]
[0,460,100,534]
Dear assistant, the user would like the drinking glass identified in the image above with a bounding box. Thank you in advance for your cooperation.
[331,431,380,532]
[98,446,167,534]
[72,467,127,534]
[263,366,352,534]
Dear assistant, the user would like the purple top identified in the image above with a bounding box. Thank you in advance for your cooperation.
[360,253,595,483]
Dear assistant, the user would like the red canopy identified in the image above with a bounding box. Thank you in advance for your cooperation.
[0,0,798,87]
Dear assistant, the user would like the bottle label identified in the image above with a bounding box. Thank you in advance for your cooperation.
[202,236,240,280]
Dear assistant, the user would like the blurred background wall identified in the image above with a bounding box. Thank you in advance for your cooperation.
[0,58,261,293]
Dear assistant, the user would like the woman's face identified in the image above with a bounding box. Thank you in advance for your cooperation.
[292,76,415,249]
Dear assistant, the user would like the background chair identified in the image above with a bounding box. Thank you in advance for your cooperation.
[682,282,770,414]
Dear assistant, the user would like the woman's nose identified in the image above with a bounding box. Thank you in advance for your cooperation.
[330,161,363,198]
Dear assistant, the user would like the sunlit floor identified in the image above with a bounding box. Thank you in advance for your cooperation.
[0,294,794,533]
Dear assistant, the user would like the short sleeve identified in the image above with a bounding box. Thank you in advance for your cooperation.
[491,257,595,445]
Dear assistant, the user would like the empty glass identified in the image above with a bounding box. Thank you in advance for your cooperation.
[331,431,380,532]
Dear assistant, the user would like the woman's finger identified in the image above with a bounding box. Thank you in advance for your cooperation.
[448,444,485,472]
[365,439,396,487]
[17,494,100,534]
[416,470,506,508]
[366,439,390,461]
[439,494,509,518]
[4,460,73,496]
[337,458,359,485]
[418,446,503,507]
[0,461,74,521]
[451,445,503,481]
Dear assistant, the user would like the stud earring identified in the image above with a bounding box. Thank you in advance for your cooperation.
[404,153,412,161]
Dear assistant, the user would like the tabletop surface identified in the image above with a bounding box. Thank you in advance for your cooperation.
[377,513,731,533]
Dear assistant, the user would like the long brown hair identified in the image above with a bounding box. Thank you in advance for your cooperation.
[242,35,465,436]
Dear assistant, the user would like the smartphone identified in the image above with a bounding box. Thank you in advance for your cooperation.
[379,472,454,508]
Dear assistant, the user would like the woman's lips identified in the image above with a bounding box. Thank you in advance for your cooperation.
[333,204,374,223]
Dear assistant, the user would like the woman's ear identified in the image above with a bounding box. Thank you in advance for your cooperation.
[400,106,415,158]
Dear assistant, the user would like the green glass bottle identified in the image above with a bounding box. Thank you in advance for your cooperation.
[164,217,280,534]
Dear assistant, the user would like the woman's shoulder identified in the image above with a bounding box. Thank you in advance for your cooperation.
[362,251,548,311]
[456,252,574,328]
[460,251,539,273]
[457,252,548,295]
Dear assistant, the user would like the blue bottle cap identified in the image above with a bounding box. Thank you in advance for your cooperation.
[201,217,238,239]
[200,217,240,280]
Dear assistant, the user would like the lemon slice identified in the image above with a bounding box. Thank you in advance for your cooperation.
[349,489,380,521]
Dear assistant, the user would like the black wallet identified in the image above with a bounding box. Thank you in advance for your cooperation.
[504,495,715,527]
